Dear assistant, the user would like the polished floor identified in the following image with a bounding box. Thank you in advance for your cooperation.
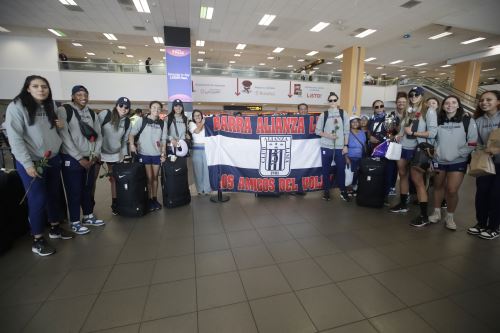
[1,174,500,333]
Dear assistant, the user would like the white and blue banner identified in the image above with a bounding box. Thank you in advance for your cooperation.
[205,115,324,193]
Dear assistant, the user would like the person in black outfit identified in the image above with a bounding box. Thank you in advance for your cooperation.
[145,57,152,73]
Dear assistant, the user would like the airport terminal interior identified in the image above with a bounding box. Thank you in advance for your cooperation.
[1,0,500,332]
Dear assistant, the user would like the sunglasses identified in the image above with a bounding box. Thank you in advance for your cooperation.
[374,104,384,109]
[328,99,338,103]
[408,92,421,98]
[118,104,129,109]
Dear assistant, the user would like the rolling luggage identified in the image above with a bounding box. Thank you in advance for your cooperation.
[356,157,386,208]
[161,157,191,208]
[113,162,149,217]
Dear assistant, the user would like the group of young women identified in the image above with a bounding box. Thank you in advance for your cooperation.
[5,75,212,256]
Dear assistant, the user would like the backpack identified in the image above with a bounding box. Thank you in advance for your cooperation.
[63,104,98,141]
[101,110,130,133]
[322,109,344,132]
[135,116,164,143]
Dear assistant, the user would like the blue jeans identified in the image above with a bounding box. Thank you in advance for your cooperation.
[16,155,63,235]
[321,148,346,192]
[192,146,212,193]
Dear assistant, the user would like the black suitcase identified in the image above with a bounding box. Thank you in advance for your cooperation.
[356,157,386,208]
[0,170,29,254]
[113,162,149,217]
[161,157,191,208]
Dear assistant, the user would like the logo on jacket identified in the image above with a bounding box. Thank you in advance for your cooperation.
[259,136,292,177]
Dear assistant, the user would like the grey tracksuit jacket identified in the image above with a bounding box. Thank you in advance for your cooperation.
[315,108,350,149]
[98,110,131,158]
[434,116,478,164]
[399,108,438,149]
[130,116,164,156]
[475,111,500,164]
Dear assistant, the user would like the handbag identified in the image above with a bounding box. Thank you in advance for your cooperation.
[468,149,496,177]
[411,142,435,172]
[385,142,402,160]
[371,140,389,158]
[345,165,354,187]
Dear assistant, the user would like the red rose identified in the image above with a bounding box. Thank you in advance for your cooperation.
[89,136,96,143]
[415,112,421,119]
[44,150,52,159]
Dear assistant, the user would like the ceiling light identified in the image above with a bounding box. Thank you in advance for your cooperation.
[0,26,10,32]
[86,52,95,55]
[461,37,486,45]
[48,29,65,37]
[490,45,500,49]
[287,65,293,68]
[126,55,134,58]
[267,56,274,60]
[72,42,82,46]
[428,32,453,40]
[59,0,78,5]
[488,77,495,80]
[381,73,387,75]
[401,74,407,77]
[310,22,330,32]
[132,0,150,13]
[414,62,428,67]
[234,53,241,57]
[337,69,342,72]
[440,64,451,68]
[364,57,376,62]
[163,56,166,59]
[482,68,496,72]
[420,71,427,73]
[297,59,305,62]
[313,67,319,70]
[197,58,204,62]
[390,60,404,64]
[259,63,266,66]
[326,62,333,65]
[196,40,205,47]
[355,29,376,38]
[399,69,406,72]
[376,66,383,69]
[229,60,235,64]
[258,14,276,26]
[145,44,149,47]
[306,51,318,56]
[153,36,164,44]
[198,51,205,54]
[439,73,446,75]
[335,54,343,59]
[236,43,246,50]
[159,49,165,53]
[118,45,126,49]
[273,47,284,53]
[200,6,214,20]
[103,33,117,40]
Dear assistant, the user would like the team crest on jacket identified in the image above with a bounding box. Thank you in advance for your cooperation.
[259,136,292,177]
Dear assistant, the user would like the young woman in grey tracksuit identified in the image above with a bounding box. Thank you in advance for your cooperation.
[5,75,72,256]
[163,99,191,153]
[57,85,104,235]
[428,96,477,230]
[97,97,131,214]
[129,100,164,211]
[468,90,500,240]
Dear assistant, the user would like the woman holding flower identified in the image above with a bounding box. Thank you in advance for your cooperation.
[5,75,72,256]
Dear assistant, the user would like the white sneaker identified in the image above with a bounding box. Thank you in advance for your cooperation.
[445,215,457,231]
[428,210,441,223]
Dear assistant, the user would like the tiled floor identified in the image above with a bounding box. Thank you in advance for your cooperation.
[1,175,500,332]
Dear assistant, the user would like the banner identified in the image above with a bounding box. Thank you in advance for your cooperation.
[166,46,192,102]
[205,115,325,193]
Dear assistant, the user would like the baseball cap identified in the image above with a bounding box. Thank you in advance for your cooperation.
[172,99,184,107]
[409,86,424,96]
[116,97,131,109]
[349,116,361,122]
[71,85,88,95]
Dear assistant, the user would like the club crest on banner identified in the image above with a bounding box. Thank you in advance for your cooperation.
[259,136,292,177]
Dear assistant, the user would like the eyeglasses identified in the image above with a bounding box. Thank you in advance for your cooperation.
[328,99,338,103]
[118,104,129,109]
[408,92,421,98]
[374,104,384,109]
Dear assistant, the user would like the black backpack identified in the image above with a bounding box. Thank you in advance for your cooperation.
[322,109,345,131]
[63,104,98,141]
[101,109,131,133]
[135,116,164,143]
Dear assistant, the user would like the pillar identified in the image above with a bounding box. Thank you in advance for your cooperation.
[453,61,481,96]
[340,46,365,116]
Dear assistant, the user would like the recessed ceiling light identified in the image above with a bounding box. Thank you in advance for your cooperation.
[118,45,126,49]
[306,51,318,56]
[420,71,427,73]
[390,60,404,64]
[273,47,284,53]
[59,0,78,5]
[198,51,205,54]
[86,52,95,55]
[234,53,241,57]
[258,14,276,26]
[337,69,342,72]
[335,54,343,59]
[163,56,166,59]
[132,0,150,13]
[200,6,214,20]
[145,44,149,47]
[490,44,500,49]
[440,64,451,68]
[267,56,274,60]
[414,63,428,67]
[381,73,387,75]
[0,26,10,32]
[229,60,235,64]
[310,22,330,32]
[399,69,406,72]
[48,29,65,37]
[197,58,204,62]
[125,55,134,58]
[488,77,495,80]
[326,62,333,65]
[103,33,117,41]
[439,73,446,75]
[72,42,82,46]
[376,66,383,69]
[196,40,205,47]
[313,67,319,70]
[461,37,485,45]
[259,63,266,66]
[236,43,246,50]
[428,32,453,40]
[355,28,376,38]
[153,36,164,44]
[401,75,407,77]
[287,65,293,68]
[84,56,87,59]
[482,68,496,72]
[297,59,305,62]
[364,57,376,62]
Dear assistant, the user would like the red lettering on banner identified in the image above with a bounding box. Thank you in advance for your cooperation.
[302,176,323,190]
[256,117,305,134]
[237,177,276,192]
[278,178,298,192]
[212,116,252,134]
[309,115,320,134]
[219,174,234,190]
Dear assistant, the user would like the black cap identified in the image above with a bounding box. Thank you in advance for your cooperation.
[116,97,131,109]
[172,99,183,107]
[71,85,88,95]
[409,86,424,96]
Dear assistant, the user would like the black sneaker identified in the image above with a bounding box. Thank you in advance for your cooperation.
[410,215,429,228]
[479,229,500,240]
[111,203,118,216]
[441,199,447,209]
[467,224,485,236]
[389,202,408,213]
[340,191,351,202]
[48,225,74,240]
[32,238,56,256]
[322,191,330,201]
